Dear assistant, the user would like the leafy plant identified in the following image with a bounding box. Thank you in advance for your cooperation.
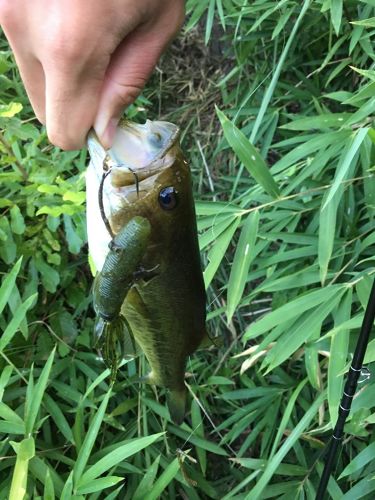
[0,0,375,498]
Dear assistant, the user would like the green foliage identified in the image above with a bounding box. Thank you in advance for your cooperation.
[0,0,375,498]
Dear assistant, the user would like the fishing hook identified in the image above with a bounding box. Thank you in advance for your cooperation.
[98,167,114,239]
[316,278,375,499]
[98,160,140,238]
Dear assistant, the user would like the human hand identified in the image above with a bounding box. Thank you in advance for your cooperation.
[0,0,184,150]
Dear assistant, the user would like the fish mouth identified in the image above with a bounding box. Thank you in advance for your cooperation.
[88,119,179,191]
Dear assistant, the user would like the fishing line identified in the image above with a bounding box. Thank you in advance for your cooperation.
[98,169,114,239]
[316,278,375,499]
[184,381,236,455]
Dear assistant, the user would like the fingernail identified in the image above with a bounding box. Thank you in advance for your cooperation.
[94,117,118,149]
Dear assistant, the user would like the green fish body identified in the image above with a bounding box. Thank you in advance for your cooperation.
[87,120,207,423]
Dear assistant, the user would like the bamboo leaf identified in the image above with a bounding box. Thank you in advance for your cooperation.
[318,186,342,285]
[245,392,326,500]
[264,288,345,372]
[227,211,259,321]
[328,289,352,426]
[323,128,369,210]
[216,108,279,198]
[244,285,343,339]
[339,442,375,478]
[330,0,343,35]
[78,433,164,485]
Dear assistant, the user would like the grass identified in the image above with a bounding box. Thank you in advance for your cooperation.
[0,1,375,498]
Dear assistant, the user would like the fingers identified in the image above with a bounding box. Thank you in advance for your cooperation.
[44,65,105,150]
[95,3,185,148]
[9,51,46,124]
[0,9,46,122]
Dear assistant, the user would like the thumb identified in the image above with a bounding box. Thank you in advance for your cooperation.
[94,23,179,148]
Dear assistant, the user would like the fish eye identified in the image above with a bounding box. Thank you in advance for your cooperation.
[159,186,178,210]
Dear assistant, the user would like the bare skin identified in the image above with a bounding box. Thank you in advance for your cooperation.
[0,0,185,150]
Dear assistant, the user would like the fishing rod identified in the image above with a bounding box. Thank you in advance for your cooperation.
[316,278,375,499]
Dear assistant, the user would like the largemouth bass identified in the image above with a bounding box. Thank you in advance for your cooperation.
[86,119,207,424]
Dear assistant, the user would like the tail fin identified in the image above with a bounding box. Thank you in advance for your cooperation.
[167,388,186,425]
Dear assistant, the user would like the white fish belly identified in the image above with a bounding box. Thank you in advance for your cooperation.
[86,160,111,272]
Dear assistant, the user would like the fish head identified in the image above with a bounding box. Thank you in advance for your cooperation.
[87,119,194,270]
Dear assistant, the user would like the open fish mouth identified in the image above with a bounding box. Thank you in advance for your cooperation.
[88,119,180,195]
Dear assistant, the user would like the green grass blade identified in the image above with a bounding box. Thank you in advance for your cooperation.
[249,0,312,144]
[43,467,55,500]
[72,389,112,486]
[0,256,22,316]
[9,437,35,500]
[0,293,37,353]
[76,476,123,495]
[144,458,180,500]
[24,346,55,436]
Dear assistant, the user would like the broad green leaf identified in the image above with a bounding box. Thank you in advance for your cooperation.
[0,102,22,118]
[78,433,164,485]
[216,108,279,198]
[227,211,259,321]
